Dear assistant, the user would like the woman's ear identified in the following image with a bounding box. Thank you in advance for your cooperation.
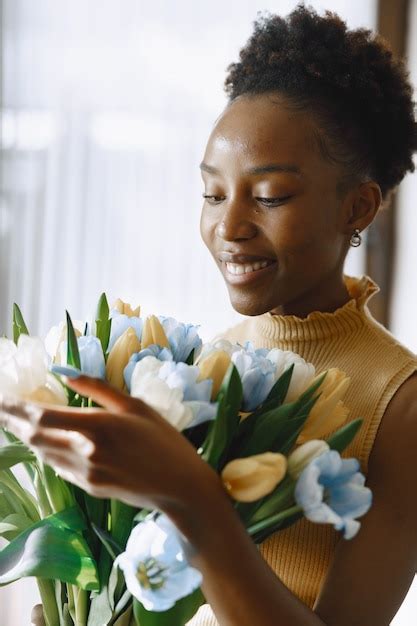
[341,181,383,235]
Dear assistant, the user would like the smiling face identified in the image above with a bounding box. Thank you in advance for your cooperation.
[200,93,364,318]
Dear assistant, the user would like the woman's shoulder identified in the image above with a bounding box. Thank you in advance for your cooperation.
[369,368,417,472]
[363,306,417,362]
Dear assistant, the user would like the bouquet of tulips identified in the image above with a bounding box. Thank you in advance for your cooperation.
[0,295,372,626]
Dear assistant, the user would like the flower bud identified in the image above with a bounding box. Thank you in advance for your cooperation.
[112,298,140,318]
[297,368,350,443]
[288,440,330,480]
[141,315,170,350]
[106,327,141,391]
[221,452,287,502]
[197,350,231,400]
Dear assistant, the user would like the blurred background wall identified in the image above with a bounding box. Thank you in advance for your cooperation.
[0,1,416,623]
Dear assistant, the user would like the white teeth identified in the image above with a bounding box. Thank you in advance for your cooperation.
[225,260,270,275]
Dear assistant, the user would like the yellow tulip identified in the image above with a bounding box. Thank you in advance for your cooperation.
[141,315,170,349]
[106,327,141,391]
[197,350,231,400]
[297,368,350,444]
[221,452,287,502]
[287,439,330,480]
[112,298,140,318]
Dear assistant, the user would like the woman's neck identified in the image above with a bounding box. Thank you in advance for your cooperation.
[269,272,351,319]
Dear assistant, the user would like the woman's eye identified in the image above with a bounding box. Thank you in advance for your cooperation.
[256,196,292,207]
[202,194,225,204]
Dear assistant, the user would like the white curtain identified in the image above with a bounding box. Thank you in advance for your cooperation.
[2,1,416,624]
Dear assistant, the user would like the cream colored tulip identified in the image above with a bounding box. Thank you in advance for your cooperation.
[221,452,287,502]
[287,439,330,480]
[106,327,141,391]
[197,350,231,400]
[112,298,140,318]
[141,315,170,350]
[297,368,350,443]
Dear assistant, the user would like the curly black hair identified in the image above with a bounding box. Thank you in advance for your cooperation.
[224,3,417,204]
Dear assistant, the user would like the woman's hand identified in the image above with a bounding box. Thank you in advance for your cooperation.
[0,375,220,518]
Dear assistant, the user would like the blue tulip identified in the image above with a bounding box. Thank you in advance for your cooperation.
[77,336,106,379]
[159,317,202,363]
[231,343,277,411]
[294,450,372,539]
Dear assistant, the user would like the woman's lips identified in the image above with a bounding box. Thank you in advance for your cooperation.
[222,260,277,285]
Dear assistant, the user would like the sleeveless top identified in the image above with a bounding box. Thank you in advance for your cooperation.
[187,274,417,625]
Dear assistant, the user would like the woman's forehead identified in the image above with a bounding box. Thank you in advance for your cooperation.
[204,95,319,171]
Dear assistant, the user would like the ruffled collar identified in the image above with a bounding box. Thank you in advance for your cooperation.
[257,274,379,342]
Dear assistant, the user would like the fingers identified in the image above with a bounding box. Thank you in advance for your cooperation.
[0,394,107,432]
[0,394,43,426]
[31,428,95,457]
[62,374,151,415]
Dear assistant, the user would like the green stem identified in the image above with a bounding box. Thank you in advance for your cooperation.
[74,587,88,626]
[67,584,76,623]
[41,461,75,512]
[247,504,303,536]
[34,466,53,517]
[37,578,61,626]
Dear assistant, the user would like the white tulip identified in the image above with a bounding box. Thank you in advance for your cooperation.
[266,349,316,402]
[0,336,67,405]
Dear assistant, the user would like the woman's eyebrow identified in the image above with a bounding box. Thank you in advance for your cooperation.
[199,162,303,177]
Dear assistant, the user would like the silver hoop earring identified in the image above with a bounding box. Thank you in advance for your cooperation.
[350,228,362,247]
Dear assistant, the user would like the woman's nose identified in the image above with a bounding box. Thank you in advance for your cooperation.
[215,197,258,241]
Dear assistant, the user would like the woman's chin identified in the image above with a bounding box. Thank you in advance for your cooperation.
[228,292,271,317]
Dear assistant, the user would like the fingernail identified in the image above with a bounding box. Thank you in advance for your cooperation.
[51,365,82,379]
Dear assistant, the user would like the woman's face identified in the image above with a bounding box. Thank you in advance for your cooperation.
[200,93,355,317]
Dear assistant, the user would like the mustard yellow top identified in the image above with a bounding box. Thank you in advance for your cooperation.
[187,274,417,626]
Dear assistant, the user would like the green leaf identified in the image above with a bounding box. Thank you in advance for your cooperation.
[87,553,114,626]
[110,500,137,550]
[236,373,326,458]
[91,524,123,560]
[133,587,205,626]
[233,473,295,527]
[0,443,36,470]
[95,293,112,353]
[81,492,108,558]
[247,503,302,540]
[0,513,33,541]
[0,506,99,590]
[251,508,304,544]
[96,292,110,322]
[12,303,29,344]
[0,483,28,518]
[326,418,363,453]
[259,364,295,412]
[201,364,243,469]
[0,468,40,520]
[244,474,295,525]
[66,311,81,370]
[1,429,36,481]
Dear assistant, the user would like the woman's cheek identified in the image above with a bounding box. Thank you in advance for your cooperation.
[200,207,217,250]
